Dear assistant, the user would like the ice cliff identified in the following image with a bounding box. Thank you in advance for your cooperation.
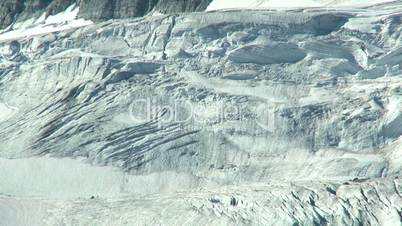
[0,0,401,225]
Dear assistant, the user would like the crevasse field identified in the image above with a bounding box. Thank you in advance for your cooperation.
[0,0,401,225]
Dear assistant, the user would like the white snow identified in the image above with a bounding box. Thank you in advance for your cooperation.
[45,4,80,24]
[0,196,49,226]
[0,157,200,199]
[0,157,124,198]
[206,0,398,11]
[0,102,17,123]
[207,0,320,10]
[0,4,92,43]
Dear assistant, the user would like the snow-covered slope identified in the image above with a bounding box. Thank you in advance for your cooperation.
[207,0,398,10]
[0,1,402,225]
[0,4,92,43]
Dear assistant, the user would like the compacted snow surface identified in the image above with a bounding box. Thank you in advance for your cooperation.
[0,1,402,225]
[207,0,399,10]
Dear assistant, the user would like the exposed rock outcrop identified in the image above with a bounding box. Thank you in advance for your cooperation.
[0,0,76,29]
[0,0,25,29]
[78,0,212,21]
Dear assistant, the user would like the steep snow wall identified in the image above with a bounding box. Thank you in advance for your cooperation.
[0,1,401,225]
[1,5,401,182]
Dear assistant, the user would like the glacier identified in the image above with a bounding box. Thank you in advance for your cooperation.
[206,0,399,10]
[0,0,402,225]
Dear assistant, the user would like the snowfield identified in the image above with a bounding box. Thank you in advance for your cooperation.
[207,0,399,10]
[0,0,402,225]
[0,4,92,43]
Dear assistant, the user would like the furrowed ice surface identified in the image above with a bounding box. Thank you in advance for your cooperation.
[0,1,401,225]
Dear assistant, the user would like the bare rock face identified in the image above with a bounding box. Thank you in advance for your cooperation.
[78,0,153,20]
[45,0,76,16]
[78,0,213,21]
[0,0,75,29]
[0,0,25,29]
[155,0,213,14]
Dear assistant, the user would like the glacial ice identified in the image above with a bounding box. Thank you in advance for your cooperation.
[0,0,401,225]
